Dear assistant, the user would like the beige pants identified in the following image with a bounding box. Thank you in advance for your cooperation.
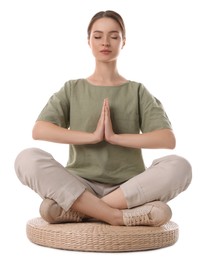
[14,148,192,211]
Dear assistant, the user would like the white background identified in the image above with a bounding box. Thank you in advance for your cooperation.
[0,0,208,259]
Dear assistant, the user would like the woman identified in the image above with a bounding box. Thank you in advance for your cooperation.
[14,10,192,226]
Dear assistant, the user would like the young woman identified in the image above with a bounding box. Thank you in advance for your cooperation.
[14,10,192,226]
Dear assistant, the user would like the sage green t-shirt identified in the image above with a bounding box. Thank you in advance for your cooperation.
[37,79,172,184]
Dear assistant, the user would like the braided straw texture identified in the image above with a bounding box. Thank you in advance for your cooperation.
[26,217,179,252]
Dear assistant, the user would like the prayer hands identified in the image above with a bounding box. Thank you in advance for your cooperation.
[93,98,115,143]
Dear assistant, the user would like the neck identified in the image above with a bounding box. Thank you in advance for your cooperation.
[87,60,127,86]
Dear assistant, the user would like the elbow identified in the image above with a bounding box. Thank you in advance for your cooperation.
[32,127,39,140]
[32,122,41,140]
[167,138,176,149]
[166,130,176,149]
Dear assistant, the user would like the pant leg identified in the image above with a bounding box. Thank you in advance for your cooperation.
[14,147,96,211]
[120,154,192,209]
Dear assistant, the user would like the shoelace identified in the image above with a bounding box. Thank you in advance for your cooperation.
[130,213,150,225]
[59,209,83,222]
[124,205,153,226]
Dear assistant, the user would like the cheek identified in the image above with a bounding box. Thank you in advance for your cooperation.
[89,40,99,50]
[89,42,98,56]
[113,42,123,52]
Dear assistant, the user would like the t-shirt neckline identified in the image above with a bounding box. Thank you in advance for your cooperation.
[83,78,130,88]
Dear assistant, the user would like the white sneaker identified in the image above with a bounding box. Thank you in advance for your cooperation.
[39,198,85,224]
[122,201,172,226]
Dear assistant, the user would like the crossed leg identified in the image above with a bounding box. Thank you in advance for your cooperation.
[71,189,125,225]
[15,148,191,226]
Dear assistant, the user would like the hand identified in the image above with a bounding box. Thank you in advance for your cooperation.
[92,99,105,143]
[104,98,115,143]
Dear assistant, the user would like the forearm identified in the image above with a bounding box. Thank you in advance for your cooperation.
[108,129,176,149]
[32,121,99,145]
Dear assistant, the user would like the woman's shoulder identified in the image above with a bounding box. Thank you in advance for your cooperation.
[59,78,85,93]
[128,80,146,90]
[64,78,84,87]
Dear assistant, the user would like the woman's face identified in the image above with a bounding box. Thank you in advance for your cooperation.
[88,17,125,62]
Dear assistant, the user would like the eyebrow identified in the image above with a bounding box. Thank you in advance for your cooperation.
[93,30,119,34]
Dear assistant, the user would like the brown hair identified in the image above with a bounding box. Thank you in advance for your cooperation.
[87,10,126,39]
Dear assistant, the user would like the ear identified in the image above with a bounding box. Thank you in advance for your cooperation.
[121,38,126,49]
[88,38,91,47]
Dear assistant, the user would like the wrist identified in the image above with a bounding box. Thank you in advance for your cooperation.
[91,132,103,144]
[106,133,118,145]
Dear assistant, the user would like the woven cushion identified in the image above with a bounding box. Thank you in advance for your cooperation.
[26,217,179,252]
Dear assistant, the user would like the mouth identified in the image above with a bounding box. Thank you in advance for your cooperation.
[100,50,111,54]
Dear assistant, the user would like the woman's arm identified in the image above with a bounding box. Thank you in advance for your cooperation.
[107,129,176,149]
[104,98,176,149]
[32,118,104,145]
[33,99,106,145]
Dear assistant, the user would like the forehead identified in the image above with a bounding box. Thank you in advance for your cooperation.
[91,17,122,33]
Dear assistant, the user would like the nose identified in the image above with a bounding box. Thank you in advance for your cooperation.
[102,42,110,47]
[102,37,110,47]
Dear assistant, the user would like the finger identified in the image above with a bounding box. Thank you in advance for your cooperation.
[100,99,105,114]
[105,98,109,107]
[99,103,106,128]
[106,101,110,116]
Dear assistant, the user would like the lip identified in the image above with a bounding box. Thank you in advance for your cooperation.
[100,49,111,54]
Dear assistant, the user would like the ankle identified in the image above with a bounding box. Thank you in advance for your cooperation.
[108,209,124,226]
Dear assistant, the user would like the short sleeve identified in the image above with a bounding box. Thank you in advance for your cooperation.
[36,81,71,128]
[138,84,172,133]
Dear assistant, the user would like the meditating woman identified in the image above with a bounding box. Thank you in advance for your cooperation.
[14,10,192,226]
